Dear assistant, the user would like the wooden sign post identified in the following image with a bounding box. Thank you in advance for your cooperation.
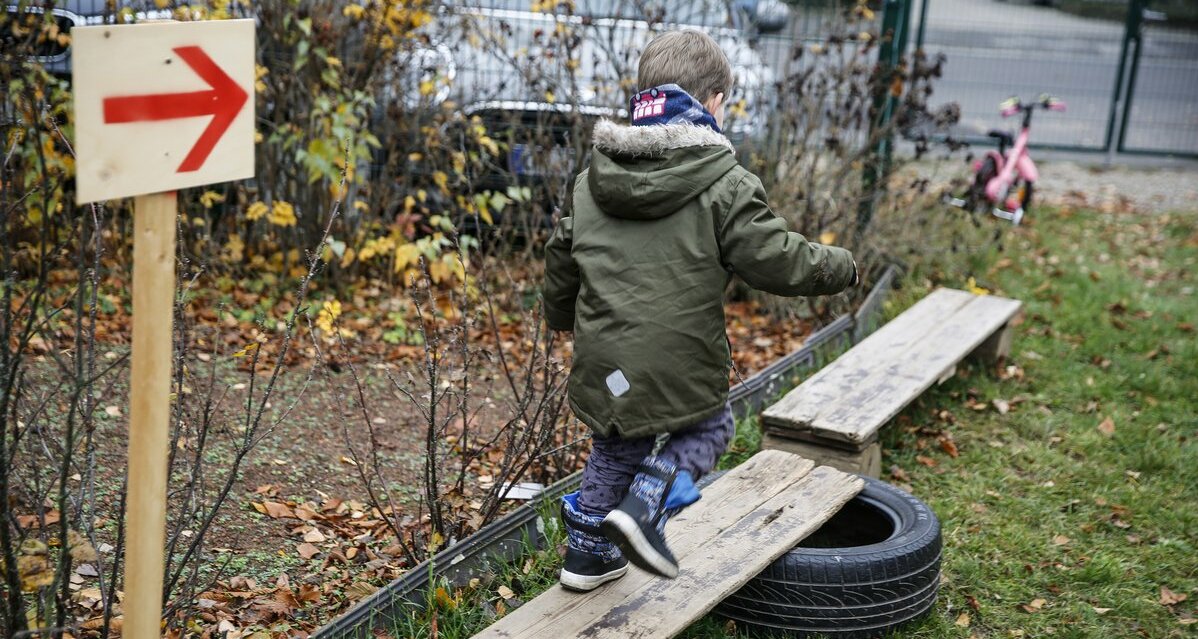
[125,193,177,639]
[73,20,255,639]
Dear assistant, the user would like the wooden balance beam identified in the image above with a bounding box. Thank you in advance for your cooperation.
[470,450,863,639]
[762,287,1022,476]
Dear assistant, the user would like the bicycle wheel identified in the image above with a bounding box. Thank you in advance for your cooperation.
[1004,178,1033,214]
[966,157,997,214]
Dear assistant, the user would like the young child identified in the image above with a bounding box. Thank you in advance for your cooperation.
[543,29,858,591]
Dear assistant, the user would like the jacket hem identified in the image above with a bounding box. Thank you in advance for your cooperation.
[569,392,731,440]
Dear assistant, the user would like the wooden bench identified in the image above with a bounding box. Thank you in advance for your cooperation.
[761,288,1022,477]
[469,450,862,639]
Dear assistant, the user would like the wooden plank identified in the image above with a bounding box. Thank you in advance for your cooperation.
[560,467,862,639]
[762,288,976,434]
[473,450,821,639]
[474,464,863,639]
[805,293,1022,445]
[761,433,882,478]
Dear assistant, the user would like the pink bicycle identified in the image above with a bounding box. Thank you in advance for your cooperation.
[947,94,1066,225]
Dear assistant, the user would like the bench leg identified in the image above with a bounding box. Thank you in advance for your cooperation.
[970,321,1015,366]
[762,433,882,478]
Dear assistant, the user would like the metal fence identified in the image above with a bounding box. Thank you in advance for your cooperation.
[910,0,1198,158]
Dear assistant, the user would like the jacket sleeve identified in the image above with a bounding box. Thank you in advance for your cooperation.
[717,172,856,297]
[543,215,580,331]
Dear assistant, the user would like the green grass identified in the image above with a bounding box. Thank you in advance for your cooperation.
[380,207,1198,637]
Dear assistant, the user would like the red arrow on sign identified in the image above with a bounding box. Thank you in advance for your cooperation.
[103,45,248,173]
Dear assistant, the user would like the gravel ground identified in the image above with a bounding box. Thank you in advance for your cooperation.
[910,157,1198,215]
[1033,161,1198,215]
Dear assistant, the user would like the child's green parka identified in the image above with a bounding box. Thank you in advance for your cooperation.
[544,120,856,439]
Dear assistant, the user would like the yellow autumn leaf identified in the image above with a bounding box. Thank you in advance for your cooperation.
[316,300,342,334]
[428,259,450,283]
[18,555,53,591]
[966,277,991,296]
[435,586,458,610]
[231,342,260,358]
[199,190,225,209]
[477,135,499,157]
[427,531,445,553]
[246,201,268,221]
[268,201,297,227]
[343,3,365,19]
[432,171,449,194]
[223,235,245,262]
[395,243,421,271]
[819,231,837,245]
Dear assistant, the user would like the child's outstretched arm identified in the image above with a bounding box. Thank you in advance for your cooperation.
[717,172,857,296]
[543,215,580,331]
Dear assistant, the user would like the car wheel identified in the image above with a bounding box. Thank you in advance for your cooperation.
[714,475,942,638]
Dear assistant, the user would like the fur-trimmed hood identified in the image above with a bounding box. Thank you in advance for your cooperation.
[592,119,735,157]
[586,120,739,221]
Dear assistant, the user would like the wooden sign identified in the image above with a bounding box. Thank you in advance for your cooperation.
[72,19,254,204]
[70,20,256,639]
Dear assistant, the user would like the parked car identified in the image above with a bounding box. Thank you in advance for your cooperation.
[377,0,790,236]
[2,2,173,78]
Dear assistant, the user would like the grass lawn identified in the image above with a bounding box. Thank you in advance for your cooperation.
[384,205,1198,638]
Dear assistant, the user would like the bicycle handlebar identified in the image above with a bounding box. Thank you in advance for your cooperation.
[999,95,1066,117]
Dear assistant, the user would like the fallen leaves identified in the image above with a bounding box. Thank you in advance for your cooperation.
[1020,597,1047,613]
[259,501,296,519]
[939,435,960,458]
[344,581,379,600]
[296,542,320,559]
[1097,416,1116,437]
[1160,586,1188,606]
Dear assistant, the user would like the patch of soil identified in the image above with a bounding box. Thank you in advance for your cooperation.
[19,295,827,634]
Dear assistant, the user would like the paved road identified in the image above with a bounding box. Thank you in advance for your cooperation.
[764,0,1198,155]
[915,0,1198,154]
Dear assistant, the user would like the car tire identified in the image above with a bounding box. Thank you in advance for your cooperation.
[713,475,942,638]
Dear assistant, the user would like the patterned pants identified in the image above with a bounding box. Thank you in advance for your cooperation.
[577,404,735,517]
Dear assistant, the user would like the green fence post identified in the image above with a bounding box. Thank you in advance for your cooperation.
[915,0,929,51]
[857,0,905,235]
[1116,0,1148,152]
[1104,0,1145,156]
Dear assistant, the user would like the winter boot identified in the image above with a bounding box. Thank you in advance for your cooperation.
[559,492,628,591]
[600,457,701,579]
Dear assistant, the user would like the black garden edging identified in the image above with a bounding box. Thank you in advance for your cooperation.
[313,265,900,639]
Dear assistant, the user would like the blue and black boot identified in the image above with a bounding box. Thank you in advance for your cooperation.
[600,457,701,579]
[559,492,629,591]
